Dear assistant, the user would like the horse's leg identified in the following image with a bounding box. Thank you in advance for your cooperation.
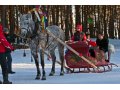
[58,44,64,76]
[32,52,41,80]
[49,50,56,76]
[40,49,46,80]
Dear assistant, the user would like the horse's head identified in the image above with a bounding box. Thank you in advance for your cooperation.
[19,13,35,38]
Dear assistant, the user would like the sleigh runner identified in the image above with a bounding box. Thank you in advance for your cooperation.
[64,41,118,73]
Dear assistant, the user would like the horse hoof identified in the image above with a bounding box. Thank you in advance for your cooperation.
[49,72,55,76]
[35,77,40,80]
[35,76,40,80]
[41,76,46,80]
[60,72,64,76]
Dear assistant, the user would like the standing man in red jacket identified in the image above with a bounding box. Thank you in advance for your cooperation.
[4,28,16,74]
[0,23,13,84]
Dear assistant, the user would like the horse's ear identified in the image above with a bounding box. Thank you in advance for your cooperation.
[19,13,22,20]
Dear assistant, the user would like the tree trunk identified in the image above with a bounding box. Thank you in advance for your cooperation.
[65,6,70,41]
[52,6,56,25]
[9,6,15,34]
[75,5,81,25]
[109,6,115,39]
[55,5,59,25]
[103,6,107,37]
[83,6,88,33]
[118,22,120,39]
[1,5,6,28]
[69,6,73,38]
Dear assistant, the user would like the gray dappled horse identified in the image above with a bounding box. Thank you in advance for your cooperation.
[19,13,65,80]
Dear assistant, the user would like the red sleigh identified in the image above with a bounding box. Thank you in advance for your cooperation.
[65,41,118,73]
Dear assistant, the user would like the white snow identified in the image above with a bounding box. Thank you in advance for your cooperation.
[0,39,120,84]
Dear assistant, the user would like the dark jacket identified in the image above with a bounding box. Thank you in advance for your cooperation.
[96,38,109,52]
[71,31,86,41]
[73,31,81,41]
[4,33,16,44]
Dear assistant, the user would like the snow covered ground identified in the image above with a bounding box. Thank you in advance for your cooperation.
[0,39,120,84]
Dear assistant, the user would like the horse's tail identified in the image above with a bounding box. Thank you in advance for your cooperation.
[59,27,65,42]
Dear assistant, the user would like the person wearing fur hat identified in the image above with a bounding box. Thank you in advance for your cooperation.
[0,23,14,84]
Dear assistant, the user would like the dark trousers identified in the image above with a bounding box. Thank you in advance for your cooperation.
[89,48,95,58]
[0,53,8,76]
[5,52,12,72]
[0,53,12,83]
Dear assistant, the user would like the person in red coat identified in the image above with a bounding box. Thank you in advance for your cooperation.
[4,28,16,74]
[86,32,96,47]
[0,24,13,84]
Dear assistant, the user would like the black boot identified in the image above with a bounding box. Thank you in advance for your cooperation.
[105,59,109,63]
[3,81,12,84]
[0,80,2,84]
[8,71,16,74]
[3,74,12,84]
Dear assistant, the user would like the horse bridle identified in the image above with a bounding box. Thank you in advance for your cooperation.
[20,21,33,38]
